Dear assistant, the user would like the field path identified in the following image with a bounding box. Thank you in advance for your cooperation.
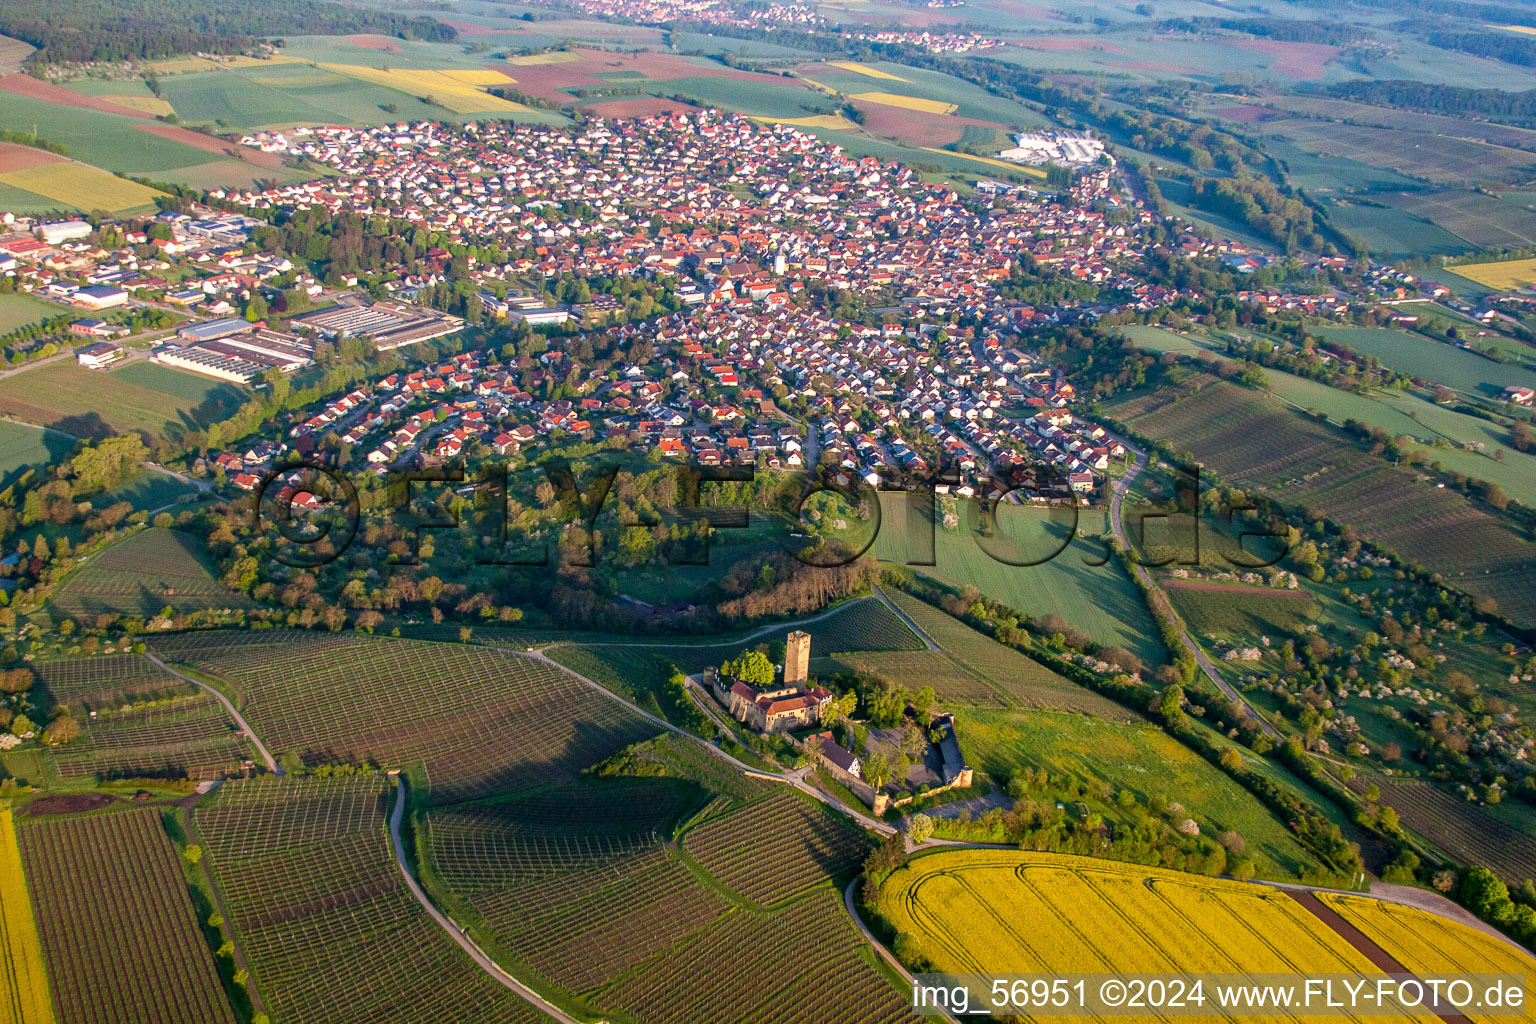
[143,652,281,775]
[385,776,579,1024]
[1287,891,1474,1023]
[844,876,963,1024]
[1106,441,1279,738]
[874,584,940,651]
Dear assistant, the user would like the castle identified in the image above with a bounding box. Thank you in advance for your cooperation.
[718,630,828,733]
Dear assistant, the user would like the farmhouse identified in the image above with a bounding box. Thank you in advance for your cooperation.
[1507,385,1535,407]
[810,732,862,785]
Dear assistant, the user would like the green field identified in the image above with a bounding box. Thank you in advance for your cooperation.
[0,420,72,483]
[0,292,61,333]
[876,492,1165,666]
[1265,138,1421,193]
[0,180,68,214]
[883,588,1145,719]
[1317,326,1536,396]
[1321,200,1472,258]
[0,359,245,440]
[1165,582,1322,639]
[956,708,1324,879]
[0,91,216,175]
[91,469,202,512]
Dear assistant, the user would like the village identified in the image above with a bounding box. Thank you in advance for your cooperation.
[2,111,1525,509]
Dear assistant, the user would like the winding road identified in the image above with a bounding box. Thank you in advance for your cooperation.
[385,775,583,1024]
[144,652,281,774]
[1106,442,1279,738]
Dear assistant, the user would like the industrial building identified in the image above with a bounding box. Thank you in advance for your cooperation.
[288,302,463,350]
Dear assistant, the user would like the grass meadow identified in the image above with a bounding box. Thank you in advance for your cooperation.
[876,491,1165,665]
[0,360,245,440]
[953,710,1325,878]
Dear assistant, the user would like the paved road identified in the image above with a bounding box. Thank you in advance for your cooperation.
[1106,442,1279,738]
[143,652,282,774]
[385,776,583,1024]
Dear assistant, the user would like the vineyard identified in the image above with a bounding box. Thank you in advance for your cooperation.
[878,850,1379,978]
[1351,775,1536,882]
[150,631,657,802]
[1112,380,1536,628]
[426,778,727,993]
[884,589,1142,721]
[0,808,54,1024]
[545,645,673,703]
[32,655,249,781]
[31,654,192,710]
[823,650,1006,706]
[1320,894,1536,976]
[611,733,775,805]
[17,808,235,1024]
[600,890,915,1024]
[194,775,548,1024]
[415,725,910,1021]
[50,528,253,621]
[50,698,249,781]
[684,788,874,906]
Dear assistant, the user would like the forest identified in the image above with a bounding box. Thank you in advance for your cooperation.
[0,0,456,65]
[1322,80,1536,123]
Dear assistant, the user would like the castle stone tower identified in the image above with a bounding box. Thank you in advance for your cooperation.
[785,630,811,686]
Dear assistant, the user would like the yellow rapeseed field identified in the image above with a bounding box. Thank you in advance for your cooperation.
[99,95,176,117]
[318,65,528,114]
[0,807,56,1024]
[1321,894,1536,979]
[0,164,165,215]
[879,851,1443,1023]
[1450,257,1536,290]
[1492,24,1536,34]
[750,114,859,129]
[506,51,584,66]
[850,91,957,114]
[828,61,910,82]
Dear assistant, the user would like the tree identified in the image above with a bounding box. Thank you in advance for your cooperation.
[43,715,80,745]
[184,845,203,866]
[724,650,774,687]
[892,932,923,967]
[862,750,892,789]
[1459,866,1509,919]
[1159,682,1185,723]
[907,812,935,844]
